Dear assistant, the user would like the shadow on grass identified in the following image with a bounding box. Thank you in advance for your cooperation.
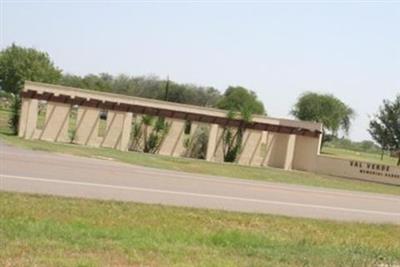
[0,129,14,136]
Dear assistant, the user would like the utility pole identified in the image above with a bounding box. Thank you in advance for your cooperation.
[164,75,170,101]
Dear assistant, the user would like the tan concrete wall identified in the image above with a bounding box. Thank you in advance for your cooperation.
[19,98,38,139]
[292,135,320,171]
[119,112,133,151]
[17,97,400,186]
[238,130,263,166]
[206,124,219,161]
[158,119,186,157]
[283,134,296,170]
[19,82,324,173]
[16,98,305,172]
[316,156,400,185]
[24,81,322,133]
[75,106,101,147]
[212,126,226,163]
[252,131,269,166]
[101,111,125,149]
[265,133,296,170]
[18,98,30,137]
[39,102,71,142]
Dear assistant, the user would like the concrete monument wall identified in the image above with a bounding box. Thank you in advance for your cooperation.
[316,156,400,185]
[18,81,400,186]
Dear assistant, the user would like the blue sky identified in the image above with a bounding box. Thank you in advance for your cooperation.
[1,1,399,141]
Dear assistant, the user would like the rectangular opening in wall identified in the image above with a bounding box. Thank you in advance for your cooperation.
[129,115,143,151]
[98,110,108,137]
[68,105,78,143]
[36,101,47,130]
[184,120,192,135]
[184,125,209,160]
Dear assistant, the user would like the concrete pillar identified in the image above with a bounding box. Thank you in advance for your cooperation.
[75,106,101,147]
[238,130,263,166]
[19,98,38,139]
[261,131,274,166]
[283,134,296,170]
[292,135,320,171]
[158,119,185,156]
[18,98,30,137]
[119,112,132,151]
[39,102,71,142]
[205,124,218,161]
[251,131,268,166]
[213,126,226,163]
[101,111,125,149]
[189,121,200,136]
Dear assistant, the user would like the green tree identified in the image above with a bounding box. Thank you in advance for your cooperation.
[8,94,21,134]
[368,95,400,165]
[291,92,355,145]
[130,115,170,154]
[60,74,221,107]
[216,86,266,115]
[217,86,266,162]
[0,44,62,94]
[221,110,248,162]
[183,126,209,159]
[0,44,62,134]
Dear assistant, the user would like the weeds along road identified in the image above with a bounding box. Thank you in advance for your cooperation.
[1,141,399,224]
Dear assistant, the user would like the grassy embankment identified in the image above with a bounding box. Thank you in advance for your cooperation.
[1,192,399,267]
[1,109,399,196]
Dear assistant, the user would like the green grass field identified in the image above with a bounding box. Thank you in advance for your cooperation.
[321,146,398,166]
[1,192,399,267]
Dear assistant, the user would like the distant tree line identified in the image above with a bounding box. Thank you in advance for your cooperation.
[60,73,222,108]
[324,137,381,154]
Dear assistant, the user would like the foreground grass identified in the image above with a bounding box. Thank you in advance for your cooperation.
[0,192,399,267]
[322,146,398,166]
[1,132,400,196]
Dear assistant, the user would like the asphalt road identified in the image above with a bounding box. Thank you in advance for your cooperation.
[1,142,400,224]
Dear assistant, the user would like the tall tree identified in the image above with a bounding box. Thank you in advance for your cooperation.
[291,92,354,145]
[0,44,62,133]
[368,95,400,165]
[216,86,266,115]
[0,44,62,94]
